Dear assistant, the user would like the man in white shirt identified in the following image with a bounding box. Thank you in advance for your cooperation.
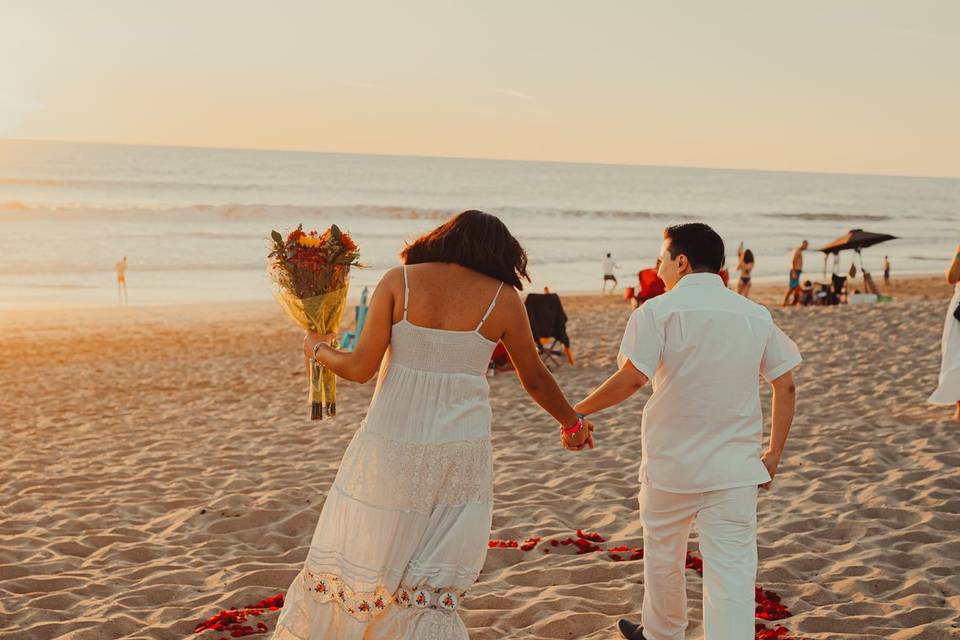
[575,223,801,640]
[602,252,620,293]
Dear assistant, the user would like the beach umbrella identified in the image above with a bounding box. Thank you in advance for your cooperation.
[819,229,897,278]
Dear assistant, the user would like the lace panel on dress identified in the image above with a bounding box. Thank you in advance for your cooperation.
[302,569,467,622]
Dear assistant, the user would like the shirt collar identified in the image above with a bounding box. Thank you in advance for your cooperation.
[675,272,725,289]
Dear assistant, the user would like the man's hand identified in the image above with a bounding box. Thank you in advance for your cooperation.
[760,449,780,491]
[561,420,595,451]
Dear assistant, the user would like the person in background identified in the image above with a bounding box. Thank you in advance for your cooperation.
[800,280,814,306]
[883,256,891,285]
[736,248,755,298]
[602,252,620,294]
[781,240,808,306]
[116,256,128,305]
[928,243,960,422]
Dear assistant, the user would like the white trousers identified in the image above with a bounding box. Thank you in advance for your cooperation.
[638,483,758,640]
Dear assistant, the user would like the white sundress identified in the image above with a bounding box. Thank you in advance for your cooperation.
[273,266,503,640]
[929,283,960,405]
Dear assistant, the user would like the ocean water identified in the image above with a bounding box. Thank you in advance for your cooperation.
[0,139,956,309]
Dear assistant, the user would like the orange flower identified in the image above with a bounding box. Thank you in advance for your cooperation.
[341,232,357,252]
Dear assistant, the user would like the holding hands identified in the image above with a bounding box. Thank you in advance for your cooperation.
[561,415,595,451]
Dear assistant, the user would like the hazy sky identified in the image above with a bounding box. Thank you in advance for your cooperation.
[2,0,959,177]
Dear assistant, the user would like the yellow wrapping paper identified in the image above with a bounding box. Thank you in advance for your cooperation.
[274,285,349,420]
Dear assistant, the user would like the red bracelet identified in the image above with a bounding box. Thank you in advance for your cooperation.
[561,418,583,436]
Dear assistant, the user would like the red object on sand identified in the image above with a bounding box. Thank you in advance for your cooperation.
[638,269,666,302]
[199,531,805,640]
[490,341,510,366]
[194,594,284,637]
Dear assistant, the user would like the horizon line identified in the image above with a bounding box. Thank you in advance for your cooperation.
[2,136,958,182]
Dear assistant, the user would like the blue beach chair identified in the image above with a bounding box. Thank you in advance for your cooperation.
[341,287,369,351]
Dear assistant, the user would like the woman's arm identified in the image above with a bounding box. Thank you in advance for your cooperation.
[303,268,400,383]
[947,243,960,285]
[499,289,580,430]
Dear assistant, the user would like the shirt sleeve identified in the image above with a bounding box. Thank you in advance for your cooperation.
[617,305,663,379]
[760,323,802,382]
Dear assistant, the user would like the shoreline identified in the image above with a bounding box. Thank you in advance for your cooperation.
[1,272,951,330]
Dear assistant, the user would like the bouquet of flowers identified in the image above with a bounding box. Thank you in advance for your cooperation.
[269,224,361,420]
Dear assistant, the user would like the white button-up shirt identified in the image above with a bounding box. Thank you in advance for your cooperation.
[618,272,802,493]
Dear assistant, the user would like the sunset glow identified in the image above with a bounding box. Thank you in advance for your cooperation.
[2,1,959,176]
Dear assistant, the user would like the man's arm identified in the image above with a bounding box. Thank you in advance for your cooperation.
[760,370,797,490]
[574,360,648,416]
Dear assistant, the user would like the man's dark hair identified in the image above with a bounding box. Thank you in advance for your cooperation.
[606,252,611,258]
[401,210,530,289]
[663,223,725,273]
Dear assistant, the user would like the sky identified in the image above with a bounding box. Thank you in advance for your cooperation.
[2,0,959,177]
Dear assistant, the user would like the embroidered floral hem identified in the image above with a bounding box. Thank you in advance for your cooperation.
[302,569,467,622]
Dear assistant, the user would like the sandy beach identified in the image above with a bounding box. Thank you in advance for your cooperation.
[2,274,959,640]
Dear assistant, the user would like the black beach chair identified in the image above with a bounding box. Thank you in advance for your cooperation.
[524,292,573,370]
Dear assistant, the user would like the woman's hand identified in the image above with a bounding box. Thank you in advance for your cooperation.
[561,419,595,451]
[303,330,336,363]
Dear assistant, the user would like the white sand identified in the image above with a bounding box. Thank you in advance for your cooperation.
[2,276,959,639]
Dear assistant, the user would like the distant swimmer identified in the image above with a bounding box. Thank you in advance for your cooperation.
[116,256,128,305]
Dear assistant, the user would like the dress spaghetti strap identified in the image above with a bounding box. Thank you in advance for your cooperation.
[401,264,410,320]
[476,282,505,332]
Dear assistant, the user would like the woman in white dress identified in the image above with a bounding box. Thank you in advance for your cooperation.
[929,243,960,421]
[273,210,595,640]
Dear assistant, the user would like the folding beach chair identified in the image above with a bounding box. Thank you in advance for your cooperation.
[524,292,574,371]
[340,287,369,352]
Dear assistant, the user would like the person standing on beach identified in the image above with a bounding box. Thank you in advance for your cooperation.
[277,210,594,640]
[736,247,755,298]
[781,240,808,306]
[928,243,960,422]
[602,253,620,293]
[574,223,801,640]
[116,256,128,305]
[883,256,891,285]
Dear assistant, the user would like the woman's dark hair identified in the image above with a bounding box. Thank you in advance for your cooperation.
[663,223,725,273]
[400,210,530,289]
[743,249,755,264]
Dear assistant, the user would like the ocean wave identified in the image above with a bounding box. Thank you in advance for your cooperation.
[0,200,675,222]
[759,212,892,222]
[0,201,456,220]
[0,177,66,187]
[552,209,677,221]
[0,175,264,192]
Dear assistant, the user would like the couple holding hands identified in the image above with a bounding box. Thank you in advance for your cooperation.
[275,211,801,640]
